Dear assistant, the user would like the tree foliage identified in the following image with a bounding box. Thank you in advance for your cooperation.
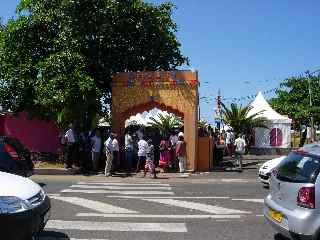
[270,76,320,128]
[222,103,269,136]
[149,113,182,138]
[0,0,188,129]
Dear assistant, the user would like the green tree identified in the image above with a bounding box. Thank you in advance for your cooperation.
[270,76,320,129]
[222,103,269,136]
[0,0,188,129]
[149,113,182,138]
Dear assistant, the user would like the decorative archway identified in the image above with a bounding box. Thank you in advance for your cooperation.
[112,71,199,171]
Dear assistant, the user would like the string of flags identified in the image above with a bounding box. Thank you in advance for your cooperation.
[200,88,278,104]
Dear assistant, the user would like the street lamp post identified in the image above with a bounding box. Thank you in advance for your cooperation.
[306,69,320,142]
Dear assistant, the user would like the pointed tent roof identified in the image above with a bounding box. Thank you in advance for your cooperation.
[125,109,171,127]
[248,91,292,124]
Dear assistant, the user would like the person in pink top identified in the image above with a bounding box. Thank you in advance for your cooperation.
[159,138,171,172]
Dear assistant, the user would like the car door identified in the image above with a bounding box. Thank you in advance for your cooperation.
[270,152,320,210]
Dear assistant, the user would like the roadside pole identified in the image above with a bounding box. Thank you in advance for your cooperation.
[306,70,320,142]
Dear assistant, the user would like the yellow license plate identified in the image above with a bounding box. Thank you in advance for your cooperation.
[269,209,283,223]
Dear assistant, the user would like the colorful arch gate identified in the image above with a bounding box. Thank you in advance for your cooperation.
[112,70,199,171]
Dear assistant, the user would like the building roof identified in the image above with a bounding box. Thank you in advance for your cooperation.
[247,91,292,124]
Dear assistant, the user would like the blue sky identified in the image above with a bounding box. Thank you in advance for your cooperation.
[2,0,320,123]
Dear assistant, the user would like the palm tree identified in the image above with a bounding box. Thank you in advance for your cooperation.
[221,103,269,137]
[198,119,209,129]
[148,113,183,138]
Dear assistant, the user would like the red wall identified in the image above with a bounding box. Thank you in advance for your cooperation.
[0,112,60,153]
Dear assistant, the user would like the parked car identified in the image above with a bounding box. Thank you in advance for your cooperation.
[0,136,34,177]
[264,143,320,240]
[258,156,286,185]
[0,171,51,240]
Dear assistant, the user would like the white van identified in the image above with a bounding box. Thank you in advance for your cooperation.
[0,171,51,240]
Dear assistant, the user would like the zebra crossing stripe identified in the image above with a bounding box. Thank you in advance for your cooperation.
[142,198,251,214]
[50,196,138,213]
[46,220,187,232]
[70,185,172,190]
[40,238,107,240]
[105,196,230,199]
[232,198,264,203]
[61,189,174,195]
[77,182,170,186]
[76,213,242,219]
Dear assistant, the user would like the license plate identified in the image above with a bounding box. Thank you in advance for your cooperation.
[43,210,50,224]
[269,209,283,223]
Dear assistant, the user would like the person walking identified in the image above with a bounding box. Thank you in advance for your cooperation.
[91,130,102,172]
[169,130,179,170]
[226,130,235,157]
[112,134,119,173]
[136,137,148,173]
[176,135,187,173]
[104,134,114,177]
[64,124,76,169]
[125,131,134,173]
[235,134,246,170]
[78,131,90,174]
[143,139,157,178]
[159,137,171,172]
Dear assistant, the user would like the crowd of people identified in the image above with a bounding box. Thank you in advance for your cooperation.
[62,122,250,175]
[62,124,187,177]
[206,127,248,169]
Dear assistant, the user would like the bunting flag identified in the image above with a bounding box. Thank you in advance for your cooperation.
[199,87,278,104]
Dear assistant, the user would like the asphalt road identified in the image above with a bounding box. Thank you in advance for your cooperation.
[31,172,278,240]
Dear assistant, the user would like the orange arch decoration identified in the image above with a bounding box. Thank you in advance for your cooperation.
[112,70,199,171]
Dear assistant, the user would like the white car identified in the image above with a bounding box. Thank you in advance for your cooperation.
[0,171,51,240]
[258,156,286,185]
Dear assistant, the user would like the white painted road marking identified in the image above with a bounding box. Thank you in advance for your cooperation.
[232,198,264,203]
[50,196,138,213]
[105,196,230,199]
[143,198,251,214]
[70,185,172,190]
[221,179,250,183]
[76,213,242,219]
[46,220,187,232]
[77,182,170,186]
[61,189,174,195]
[40,238,107,240]
[47,194,61,197]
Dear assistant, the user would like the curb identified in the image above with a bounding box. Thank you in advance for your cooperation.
[34,168,72,175]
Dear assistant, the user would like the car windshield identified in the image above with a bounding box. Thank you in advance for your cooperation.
[276,151,320,183]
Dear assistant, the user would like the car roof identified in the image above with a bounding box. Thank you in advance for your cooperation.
[297,143,320,157]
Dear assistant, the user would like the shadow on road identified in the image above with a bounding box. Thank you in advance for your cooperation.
[39,230,70,239]
[274,233,290,240]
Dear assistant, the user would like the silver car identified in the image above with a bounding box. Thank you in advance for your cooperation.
[264,144,320,240]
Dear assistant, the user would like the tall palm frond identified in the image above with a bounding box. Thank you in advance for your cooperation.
[221,102,269,136]
[149,113,183,138]
[198,119,209,129]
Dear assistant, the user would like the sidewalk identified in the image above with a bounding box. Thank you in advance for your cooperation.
[34,154,279,176]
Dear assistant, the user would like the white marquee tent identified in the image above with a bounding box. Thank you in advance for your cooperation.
[247,92,292,148]
[125,108,171,127]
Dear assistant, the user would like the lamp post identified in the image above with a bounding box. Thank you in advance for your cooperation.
[305,69,320,142]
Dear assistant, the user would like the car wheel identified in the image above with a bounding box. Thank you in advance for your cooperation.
[274,233,290,240]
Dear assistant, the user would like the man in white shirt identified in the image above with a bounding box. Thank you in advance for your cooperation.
[91,130,102,172]
[226,130,235,157]
[136,137,148,173]
[64,124,76,169]
[235,134,246,170]
[112,135,119,172]
[104,134,114,176]
[125,131,134,172]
